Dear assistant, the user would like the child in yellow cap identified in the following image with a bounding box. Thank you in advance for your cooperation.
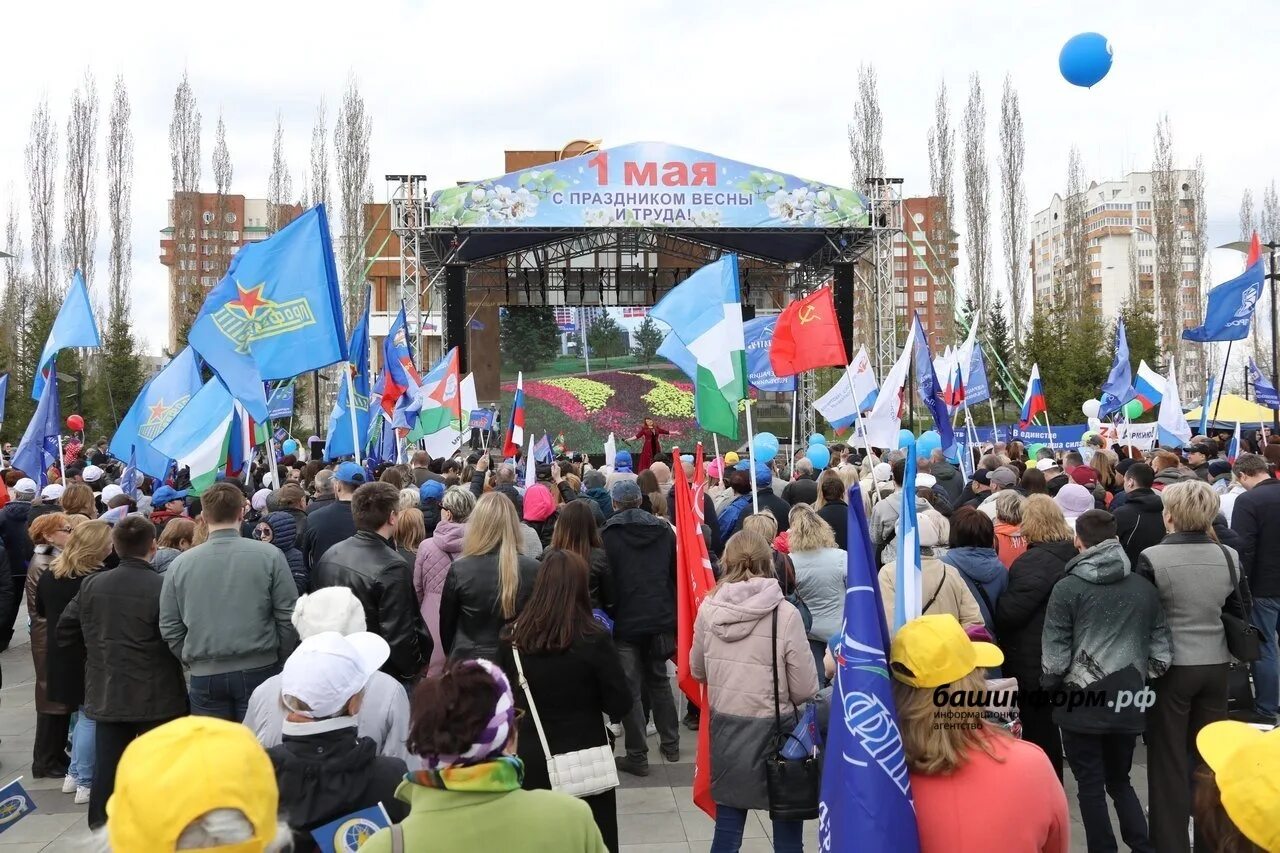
[1195,720,1280,852]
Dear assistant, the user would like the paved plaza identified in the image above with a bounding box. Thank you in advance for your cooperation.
[0,621,1127,851]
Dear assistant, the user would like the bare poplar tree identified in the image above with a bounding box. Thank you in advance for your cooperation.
[998,74,1026,342]
[962,73,991,317]
[63,70,99,288]
[211,112,233,281]
[105,74,133,325]
[1063,145,1088,315]
[848,64,885,190]
[25,98,58,302]
[1241,187,1264,359]
[169,71,201,193]
[310,102,330,213]
[1187,156,1208,383]
[1151,114,1182,371]
[2,193,27,372]
[267,112,293,234]
[334,77,372,327]
[927,79,955,218]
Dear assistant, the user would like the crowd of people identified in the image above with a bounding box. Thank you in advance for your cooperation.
[0,429,1276,852]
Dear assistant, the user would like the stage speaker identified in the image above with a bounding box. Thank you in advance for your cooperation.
[741,304,756,323]
[445,264,469,373]
[832,262,855,364]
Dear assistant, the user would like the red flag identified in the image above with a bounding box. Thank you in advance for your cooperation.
[769,286,847,377]
[673,445,717,819]
[0,478,9,510]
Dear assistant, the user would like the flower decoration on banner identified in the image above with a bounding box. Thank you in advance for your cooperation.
[436,169,570,226]
[624,371,696,419]
[736,172,864,227]
[542,377,614,413]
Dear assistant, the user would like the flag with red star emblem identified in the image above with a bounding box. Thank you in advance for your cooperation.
[188,205,347,421]
[110,346,203,480]
[326,286,372,461]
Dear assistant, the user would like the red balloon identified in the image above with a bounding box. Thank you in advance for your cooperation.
[66,414,84,432]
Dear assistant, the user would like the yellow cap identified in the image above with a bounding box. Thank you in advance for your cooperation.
[107,716,279,853]
[1197,721,1280,852]
[889,614,1004,689]
[724,451,740,465]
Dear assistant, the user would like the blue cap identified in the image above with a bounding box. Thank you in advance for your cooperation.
[733,459,772,487]
[334,461,367,485]
[152,485,188,506]
[609,479,642,504]
[614,450,632,472]
[419,480,445,502]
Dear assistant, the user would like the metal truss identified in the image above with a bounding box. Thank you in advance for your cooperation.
[387,175,431,354]
[862,177,904,381]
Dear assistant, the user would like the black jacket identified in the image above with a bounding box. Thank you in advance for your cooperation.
[498,631,634,791]
[994,539,1076,687]
[1112,488,1165,568]
[422,499,442,539]
[817,500,849,552]
[931,461,966,505]
[782,476,818,507]
[440,549,541,662]
[304,495,335,515]
[0,500,34,576]
[539,546,614,611]
[270,726,408,848]
[301,500,356,583]
[1046,473,1070,497]
[1230,478,1280,597]
[56,557,187,722]
[281,506,308,544]
[601,508,677,641]
[313,531,431,681]
[664,488,722,555]
[37,571,87,706]
[725,489,792,538]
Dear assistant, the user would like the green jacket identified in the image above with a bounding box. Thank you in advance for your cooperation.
[361,779,606,853]
[159,529,299,676]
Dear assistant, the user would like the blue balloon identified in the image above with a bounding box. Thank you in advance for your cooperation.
[897,429,916,449]
[807,433,827,446]
[753,432,779,462]
[1059,32,1112,88]
[806,444,831,469]
[282,439,299,455]
[916,430,942,458]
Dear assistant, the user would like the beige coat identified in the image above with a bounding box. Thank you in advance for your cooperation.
[878,553,983,632]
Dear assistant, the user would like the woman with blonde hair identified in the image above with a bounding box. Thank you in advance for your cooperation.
[994,495,1076,780]
[394,507,427,562]
[36,520,112,804]
[26,512,76,778]
[416,486,477,676]
[439,491,540,662]
[61,483,98,519]
[152,517,196,573]
[1090,450,1121,495]
[787,504,846,683]
[890,614,1068,851]
[691,531,818,852]
[1137,479,1244,853]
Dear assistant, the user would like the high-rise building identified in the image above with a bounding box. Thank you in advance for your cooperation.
[159,192,301,352]
[1029,170,1202,336]
[890,196,958,351]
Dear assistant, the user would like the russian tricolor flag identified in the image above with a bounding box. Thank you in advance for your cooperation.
[1019,363,1047,428]
[1227,421,1242,464]
[945,362,966,408]
[503,371,526,458]
[1133,360,1165,413]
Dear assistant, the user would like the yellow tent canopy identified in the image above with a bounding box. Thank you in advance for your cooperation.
[1183,393,1276,425]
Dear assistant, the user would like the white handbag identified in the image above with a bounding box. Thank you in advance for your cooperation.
[511,645,620,798]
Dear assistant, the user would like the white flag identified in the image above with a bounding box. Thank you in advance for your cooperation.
[955,311,981,386]
[524,435,538,488]
[864,334,916,448]
[814,346,880,429]
[459,373,479,416]
[604,432,617,469]
[1157,360,1192,447]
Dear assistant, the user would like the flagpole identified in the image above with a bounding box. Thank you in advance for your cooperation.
[1211,340,1234,430]
[712,434,724,490]
[343,368,363,465]
[52,359,65,482]
[1043,411,1058,453]
[744,399,759,515]
[789,387,798,474]
[987,396,999,443]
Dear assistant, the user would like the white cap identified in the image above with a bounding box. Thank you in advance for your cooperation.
[101,484,124,503]
[281,632,389,719]
[13,478,37,497]
[40,483,65,501]
[251,488,272,512]
[916,473,938,488]
[82,465,105,483]
[1036,458,1059,472]
[873,462,893,482]
[292,588,367,639]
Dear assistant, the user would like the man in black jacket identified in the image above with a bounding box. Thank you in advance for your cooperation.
[1230,452,1280,722]
[301,461,364,581]
[0,477,36,650]
[58,515,187,828]
[305,469,336,515]
[602,479,680,776]
[1112,463,1165,568]
[782,459,819,506]
[313,481,430,685]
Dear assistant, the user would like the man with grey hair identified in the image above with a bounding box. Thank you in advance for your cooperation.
[581,469,613,521]
[1230,452,1280,723]
[782,458,818,506]
[305,469,336,516]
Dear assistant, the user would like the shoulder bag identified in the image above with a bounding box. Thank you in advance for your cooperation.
[764,608,821,821]
[1218,544,1262,663]
[511,645,620,798]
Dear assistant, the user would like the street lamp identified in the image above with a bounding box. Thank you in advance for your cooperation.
[1219,239,1279,430]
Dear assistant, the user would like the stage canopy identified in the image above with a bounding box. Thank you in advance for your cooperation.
[1185,393,1278,426]
[427,141,871,264]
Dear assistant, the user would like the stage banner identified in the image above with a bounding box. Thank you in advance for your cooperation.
[743,316,796,393]
[431,142,869,229]
[952,423,1090,455]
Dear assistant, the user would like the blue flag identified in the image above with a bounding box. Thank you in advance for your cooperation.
[266,383,295,420]
[110,347,203,480]
[1249,357,1280,410]
[188,205,347,422]
[1099,318,1134,419]
[534,433,554,464]
[0,374,8,422]
[379,303,422,421]
[326,287,372,461]
[310,803,391,853]
[1199,375,1216,438]
[13,373,61,488]
[33,270,102,400]
[894,440,922,633]
[0,777,38,835]
[911,314,954,454]
[1183,241,1263,343]
[818,482,920,853]
[743,316,796,393]
[966,346,990,407]
[119,452,142,499]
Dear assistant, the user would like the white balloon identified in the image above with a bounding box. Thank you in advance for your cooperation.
[1081,398,1101,419]
[1088,417,1102,431]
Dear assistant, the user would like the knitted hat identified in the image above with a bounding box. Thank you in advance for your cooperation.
[1054,483,1094,518]
[292,587,367,639]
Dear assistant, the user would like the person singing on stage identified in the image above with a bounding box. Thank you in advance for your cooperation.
[634,417,671,471]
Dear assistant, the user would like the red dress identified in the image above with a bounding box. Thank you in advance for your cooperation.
[634,425,669,471]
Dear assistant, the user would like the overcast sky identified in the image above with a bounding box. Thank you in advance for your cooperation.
[0,0,1269,354]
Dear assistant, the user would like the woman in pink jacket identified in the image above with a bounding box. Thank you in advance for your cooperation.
[414,486,476,676]
[691,530,818,853]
